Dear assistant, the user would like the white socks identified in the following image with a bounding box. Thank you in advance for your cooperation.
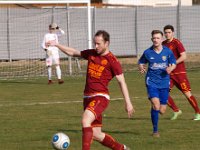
[56,65,62,80]
[47,67,52,80]
[48,66,62,80]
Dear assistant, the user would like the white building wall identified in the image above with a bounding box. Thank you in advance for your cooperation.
[103,0,192,6]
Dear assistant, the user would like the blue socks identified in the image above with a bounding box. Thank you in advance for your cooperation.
[151,108,160,133]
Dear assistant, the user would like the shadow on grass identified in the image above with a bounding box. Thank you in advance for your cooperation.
[104,116,150,120]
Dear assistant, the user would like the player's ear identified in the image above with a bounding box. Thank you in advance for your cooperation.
[105,41,109,47]
[151,38,153,42]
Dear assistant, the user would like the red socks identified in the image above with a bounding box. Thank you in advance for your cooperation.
[168,96,179,112]
[82,127,124,150]
[187,96,200,114]
[101,134,124,150]
[168,95,200,114]
[82,127,93,150]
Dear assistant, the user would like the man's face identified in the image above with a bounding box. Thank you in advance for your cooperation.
[94,35,109,55]
[164,29,174,40]
[49,28,56,33]
[151,33,163,47]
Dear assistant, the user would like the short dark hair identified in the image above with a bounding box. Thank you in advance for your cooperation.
[163,25,174,32]
[95,30,110,42]
[151,30,163,37]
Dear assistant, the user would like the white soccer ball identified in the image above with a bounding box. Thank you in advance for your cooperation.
[52,132,70,150]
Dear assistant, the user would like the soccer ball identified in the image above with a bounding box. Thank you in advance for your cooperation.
[52,132,70,150]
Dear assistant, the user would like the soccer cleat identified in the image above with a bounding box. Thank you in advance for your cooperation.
[152,132,160,138]
[48,80,53,85]
[170,110,182,120]
[193,113,200,120]
[58,79,64,84]
[124,145,131,150]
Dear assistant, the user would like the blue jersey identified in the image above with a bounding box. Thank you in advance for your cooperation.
[138,46,176,89]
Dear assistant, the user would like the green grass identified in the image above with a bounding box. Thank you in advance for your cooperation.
[0,70,200,150]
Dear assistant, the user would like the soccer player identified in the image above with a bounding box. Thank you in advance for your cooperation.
[163,25,200,120]
[138,30,176,137]
[42,23,64,84]
[48,30,134,150]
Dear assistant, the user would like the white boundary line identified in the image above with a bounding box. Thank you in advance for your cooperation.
[0,97,136,107]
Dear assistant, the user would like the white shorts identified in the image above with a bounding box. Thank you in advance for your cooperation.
[46,54,60,66]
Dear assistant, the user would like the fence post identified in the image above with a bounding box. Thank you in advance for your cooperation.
[65,4,72,76]
[52,6,55,23]
[135,6,139,58]
[7,6,11,62]
[177,0,181,39]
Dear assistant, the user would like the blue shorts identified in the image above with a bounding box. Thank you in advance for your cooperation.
[146,86,169,105]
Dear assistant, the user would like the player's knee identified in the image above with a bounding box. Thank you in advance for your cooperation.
[184,91,192,98]
[81,118,91,127]
[160,109,166,114]
[160,106,167,114]
[93,131,104,142]
[152,104,160,110]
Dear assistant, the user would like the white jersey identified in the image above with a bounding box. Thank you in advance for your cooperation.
[41,29,65,56]
[42,29,65,66]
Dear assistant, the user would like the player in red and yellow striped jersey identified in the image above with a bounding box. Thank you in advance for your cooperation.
[163,25,200,120]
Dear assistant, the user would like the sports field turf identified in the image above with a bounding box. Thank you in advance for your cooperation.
[0,69,200,150]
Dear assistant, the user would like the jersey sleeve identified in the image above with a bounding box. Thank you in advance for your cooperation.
[176,40,185,53]
[168,50,176,65]
[138,52,147,64]
[41,34,47,49]
[81,49,92,60]
[56,28,65,37]
[110,57,123,76]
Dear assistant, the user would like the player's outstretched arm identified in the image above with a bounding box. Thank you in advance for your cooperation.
[48,41,81,57]
[115,74,135,118]
[56,44,81,57]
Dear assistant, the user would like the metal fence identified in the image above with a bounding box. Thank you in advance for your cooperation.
[0,5,200,60]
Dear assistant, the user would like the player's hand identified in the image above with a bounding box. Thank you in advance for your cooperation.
[138,64,146,74]
[166,64,173,74]
[47,40,57,46]
[125,102,135,118]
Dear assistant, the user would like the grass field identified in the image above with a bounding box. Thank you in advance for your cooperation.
[0,69,200,150]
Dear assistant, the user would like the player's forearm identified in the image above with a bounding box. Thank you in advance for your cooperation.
[170,64,176,72]
[120,82,132,104]
[116,75,131,104]
[176,55,186,64]
[166,64,176,74]
[176,52,186,64]
[55,44,80,57]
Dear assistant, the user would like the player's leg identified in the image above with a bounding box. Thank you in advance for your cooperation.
[183,91,200,120]
[82,109,95,150]
[93,127,128,150]
[46,57,53,84]
[167,78,180,112]
[54,56,64,84]
[159,88,170,115]
[82,96,109,150]
[178,74,200,120]
[168,77,182,120]
[151,97,160,137]
[147,86,160,137]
